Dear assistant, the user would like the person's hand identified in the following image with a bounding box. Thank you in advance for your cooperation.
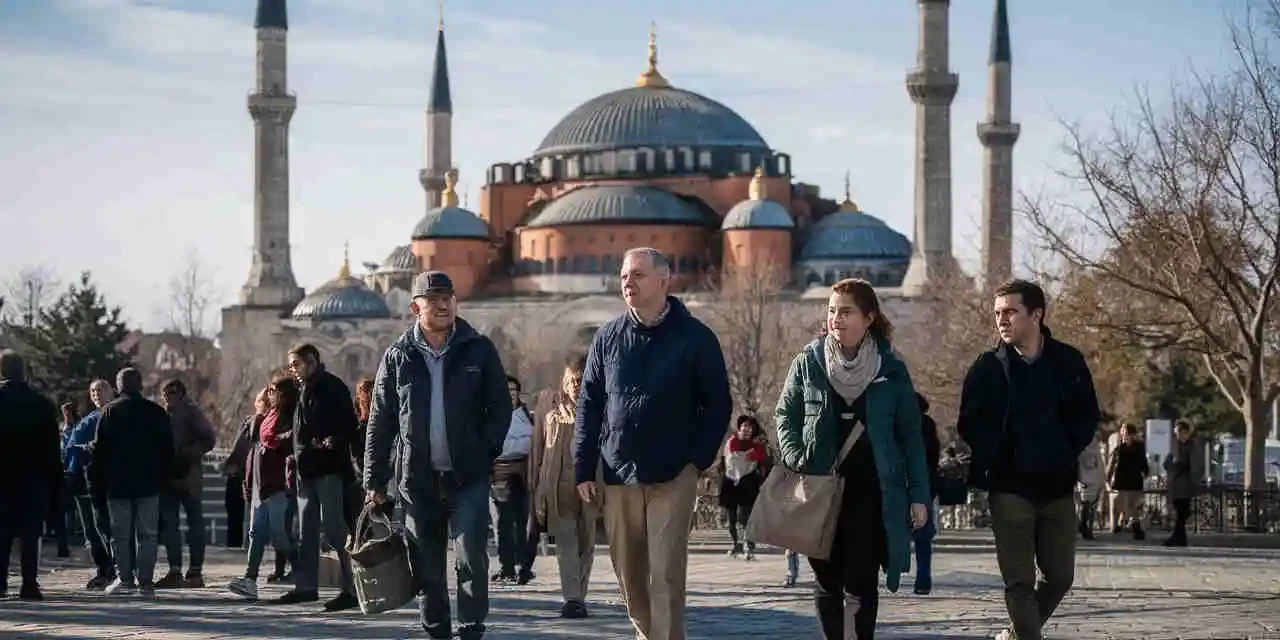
[321,436,335,449]
[910,503,928,530]
[367,490,387,505]
[576,481,598,503]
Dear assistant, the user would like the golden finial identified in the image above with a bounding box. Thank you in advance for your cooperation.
[442,169,460,208]
[748,165,766,201]
[840,170,859,212]
[635,21,671,88]
[338,241,352,279]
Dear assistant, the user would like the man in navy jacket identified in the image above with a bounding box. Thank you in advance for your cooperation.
[574,247,731,640]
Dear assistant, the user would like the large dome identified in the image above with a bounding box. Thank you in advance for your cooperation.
[800,210,911,261]
[526,184,714,229]
[533,86,769,157]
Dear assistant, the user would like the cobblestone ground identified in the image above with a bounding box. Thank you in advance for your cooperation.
[3,537,1280,639]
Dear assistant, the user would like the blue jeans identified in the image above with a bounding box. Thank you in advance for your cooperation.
[404,473,491,638]
[107,496,160,586]
[245,492,293,580]
[913,502,938,591]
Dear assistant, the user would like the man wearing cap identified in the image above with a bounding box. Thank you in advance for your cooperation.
[365,270,512,640]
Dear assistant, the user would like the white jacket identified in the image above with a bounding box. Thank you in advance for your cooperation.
[1077,438,1106,501]
[498,406,534,460]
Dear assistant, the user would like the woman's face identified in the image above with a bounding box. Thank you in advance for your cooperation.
[256,389,272,415]
[827,292,873,348]
[737,422,755,440]
[561,367,583,401]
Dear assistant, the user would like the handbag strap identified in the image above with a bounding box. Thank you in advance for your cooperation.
[829,422,865,474]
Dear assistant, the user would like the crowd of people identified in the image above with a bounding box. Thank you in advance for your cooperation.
[0,246,1206,640]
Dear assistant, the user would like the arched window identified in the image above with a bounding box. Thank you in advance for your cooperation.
[540,157,555,179]
[544,257,555,273]
[664,148,676,172]
[618,150,637,173]
[680,147,694,170]
[601,151,618,175]
[698,150,712,169]
[823,269,836,286]
[586,255,600,273]
[806,271,822,287]
[566,156,581,179]
[556,257,568,274]
[738,153,752,173]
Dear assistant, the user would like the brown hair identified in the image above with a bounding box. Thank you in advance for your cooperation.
[161,378,187,397]
[355,378,375,422]
[270,375,300,417]
[994,279,1048,324]
[831,278,893,341]
[287,343,320,362]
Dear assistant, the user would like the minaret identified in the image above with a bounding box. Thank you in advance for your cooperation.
[901,0,960,295]
[419,3,453,212]
[241,0,303,308]
[978,0,1019,288]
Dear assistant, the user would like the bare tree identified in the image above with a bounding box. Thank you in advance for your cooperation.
[1024,2,1280,503]
[704,263,811,423]
[489,308,584,418]
[3,265,58,328]
[161,250,220,420]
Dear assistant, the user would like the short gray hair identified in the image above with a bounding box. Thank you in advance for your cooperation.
[0,349,25,382]
[116,367,143,395]
[622,247,672,276]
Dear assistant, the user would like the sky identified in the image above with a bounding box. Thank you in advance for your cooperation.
[0,0,1246,333]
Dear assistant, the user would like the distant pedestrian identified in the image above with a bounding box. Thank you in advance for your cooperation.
[92,367,175,596]
[575,248,732,640]
[491,374,536,585]
[48,402,77,558]
[783,548,802,588]
[720,415,767,561]
[912,392,940,595]
[0,350,62,601]
[958,279,1101,640]
[1108,423,1148,540]
[64,379,118,589]
[223,401,256,550]
[1163,420,1202,547]
[1076,431,1105,540]
[157,379,216,589]
[365,270,511,640]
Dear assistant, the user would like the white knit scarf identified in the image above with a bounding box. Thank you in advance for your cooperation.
[824,334,881,405]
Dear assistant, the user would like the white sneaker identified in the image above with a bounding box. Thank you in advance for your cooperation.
[994,630,1016,640]
[104,579,136,596]
[227,577,259,600]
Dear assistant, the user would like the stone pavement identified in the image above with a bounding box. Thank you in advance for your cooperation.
[3,540,1280,639]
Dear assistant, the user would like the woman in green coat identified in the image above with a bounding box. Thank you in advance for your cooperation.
[774,278,931,639]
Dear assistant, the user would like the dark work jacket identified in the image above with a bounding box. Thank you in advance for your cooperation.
[90,392,174,500]
[293,365,358,481]
[957,328,1101,499]
[574,297,732,486]
[365,318,512,501]
[243,412,292,502]
[1109,441,1149,491]
[0,379,62,511]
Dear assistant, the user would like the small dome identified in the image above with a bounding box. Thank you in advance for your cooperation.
[721,200,794,230]
[800,210,911,261]
[411,207,489,240]
[526,184,714,228]
[291,251,392,321]
[376,245,418,273]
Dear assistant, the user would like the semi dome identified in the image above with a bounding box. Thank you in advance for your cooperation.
[411,170,490,240]
[376,245,417,273]
[722,167,795,230]
[526,184,714,229]
[800,206,911,261]
[292,253,392,321]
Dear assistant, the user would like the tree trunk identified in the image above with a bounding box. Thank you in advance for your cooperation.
[1244,396,1271,531]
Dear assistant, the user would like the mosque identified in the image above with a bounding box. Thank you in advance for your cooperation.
[219,0,1018,404]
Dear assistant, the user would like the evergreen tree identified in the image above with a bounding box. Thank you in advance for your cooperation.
[9,271,134,410]
[1143,357,1245,437]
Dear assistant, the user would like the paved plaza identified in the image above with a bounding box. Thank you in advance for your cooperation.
[3,534,1280,639]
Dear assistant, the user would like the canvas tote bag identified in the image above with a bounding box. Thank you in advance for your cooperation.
[745,423,863,560]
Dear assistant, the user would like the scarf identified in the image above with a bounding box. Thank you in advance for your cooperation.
[259,409,284,449]
[824,334,881,406]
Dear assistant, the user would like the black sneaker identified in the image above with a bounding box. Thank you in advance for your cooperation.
[183,572,205,589]
[155,570,185,589]
[270,589,319,605]
[323,592,359,612]
[491,570,515,583]
[85,575,110,591]
[1133,523,1146,541]
[560,600,589,619]
[516,569,535,586]
[19,584,43,601]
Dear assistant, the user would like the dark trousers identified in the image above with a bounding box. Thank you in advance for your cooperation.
[494,484,533,574]
[46,480,72,555]
[991,493,1077,640]
[159,487,206,573]
[405,473,491,638]
[1171,498,1191,543]
[73,493,114,575]
[725,503,756,552]
[1,488,50,590]
[224,475,246,548]
[912,504,936,591]
[808,488,886,640]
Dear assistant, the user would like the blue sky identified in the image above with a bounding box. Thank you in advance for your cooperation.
[0,0,1243,331]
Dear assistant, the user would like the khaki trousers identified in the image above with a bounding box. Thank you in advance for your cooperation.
[603,465,699,640]
[1114,490,1146,527]
[550,508,598,604]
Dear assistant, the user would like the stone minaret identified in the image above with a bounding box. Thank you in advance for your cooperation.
[418,5,453,212]
[240,0,303,308]
[901,0,960,295]
[978,0,1019,288]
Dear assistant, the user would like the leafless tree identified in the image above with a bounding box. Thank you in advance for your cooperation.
[160,250,221,427]
[489,308,585,418]
[3,265,58,328]
[704,263,811,425]
[1024,2,1280,502]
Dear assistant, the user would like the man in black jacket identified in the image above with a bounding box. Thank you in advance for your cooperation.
[92,367,174,597]
[958,280,1100,640]
[366,271,511,640]
[0,350,61,601]
[273,343,359,611]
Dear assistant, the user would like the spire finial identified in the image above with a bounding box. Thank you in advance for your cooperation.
[442,169,460,208]
[438,0,444,30]
[990,0,1011,64]
[339,241,352,279]
[840,170,859,212]
[635,21,671,88]
[748,165,766,201]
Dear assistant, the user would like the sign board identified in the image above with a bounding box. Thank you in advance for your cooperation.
[1146,419,1173,476]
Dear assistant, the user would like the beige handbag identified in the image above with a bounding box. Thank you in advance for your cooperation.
[745,423,862,560]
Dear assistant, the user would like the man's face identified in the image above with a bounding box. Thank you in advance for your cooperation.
[1176,425,1192,442]
[161,387,182,410]
[288,353,315,381]
[994,293,1041,346]
[411,292,457,333]
[89,383,114,409]
[508,381,520,406]
[620,254,668,310]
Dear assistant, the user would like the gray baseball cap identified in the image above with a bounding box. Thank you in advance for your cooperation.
[412,271,454,298]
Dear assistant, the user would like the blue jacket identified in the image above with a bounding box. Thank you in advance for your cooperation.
[574,297,732,486]
[64,409,102,483]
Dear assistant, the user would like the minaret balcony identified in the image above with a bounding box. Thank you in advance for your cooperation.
[247,92,297,120]
[977,121,1021,146]
[905,71,958,106]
